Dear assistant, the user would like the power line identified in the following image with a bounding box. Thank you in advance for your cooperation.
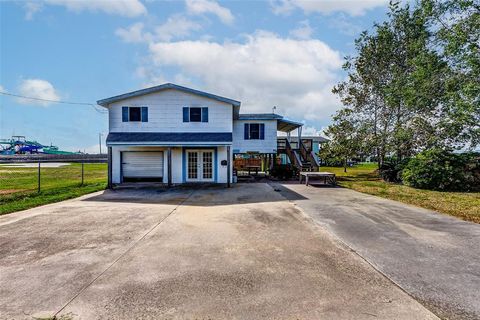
[0,91,107,114]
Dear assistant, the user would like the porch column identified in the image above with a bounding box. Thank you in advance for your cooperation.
[227,146,231,188]
[107,146,112,189]
[167,147,172,187]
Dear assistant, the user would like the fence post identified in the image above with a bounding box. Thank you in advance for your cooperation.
[38,162,41,193]
[81,161,84,186]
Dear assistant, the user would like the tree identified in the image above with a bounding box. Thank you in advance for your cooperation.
[330,0,478,170]
[424,0,480,148]
[322,108,366,172]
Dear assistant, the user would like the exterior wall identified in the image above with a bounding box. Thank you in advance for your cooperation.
[108,89,233,133]
[110,145,232,184]
[232,120,277,154]
[217,146,233,183]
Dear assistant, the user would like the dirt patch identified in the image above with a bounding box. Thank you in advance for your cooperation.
[0,189,25,195]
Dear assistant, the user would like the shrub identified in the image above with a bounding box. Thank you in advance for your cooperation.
[402,149,480,191]
[270,164,298,180]
[379,158,409,183]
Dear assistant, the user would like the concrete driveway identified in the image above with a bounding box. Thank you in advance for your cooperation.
[0,184,437,320]
[274,183,480,320]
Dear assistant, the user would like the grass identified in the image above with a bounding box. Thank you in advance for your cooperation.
[0,163,107,215]
[322,163,480,224]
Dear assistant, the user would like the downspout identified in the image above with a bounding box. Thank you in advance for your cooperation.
[167,147,172,187]
[107,146,112,189]
[227,146,231,188]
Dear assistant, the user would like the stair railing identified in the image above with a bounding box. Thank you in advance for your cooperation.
[299,139,320,171]
[283,139,303,171]
[310,151,321,168]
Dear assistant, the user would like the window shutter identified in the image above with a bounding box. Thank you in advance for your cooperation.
[183,107,189,122]
[141,107,148,122]
[201,107,208,122]
[244,123,249,140]
[260,123,265,140]
[122,107,128,122]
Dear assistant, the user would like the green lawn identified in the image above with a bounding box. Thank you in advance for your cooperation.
[322,163,480,223]
[0,163,107,215]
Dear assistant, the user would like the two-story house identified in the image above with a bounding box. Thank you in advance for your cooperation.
[98,83,312,187]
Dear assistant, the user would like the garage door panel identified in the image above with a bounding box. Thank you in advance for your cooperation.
[122,152,164,178]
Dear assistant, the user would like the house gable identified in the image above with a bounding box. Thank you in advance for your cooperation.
[105,88,235,134]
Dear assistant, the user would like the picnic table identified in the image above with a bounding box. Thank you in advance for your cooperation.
[299,171,336,186]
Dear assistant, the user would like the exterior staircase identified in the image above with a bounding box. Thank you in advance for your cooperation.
[277,138,320,172]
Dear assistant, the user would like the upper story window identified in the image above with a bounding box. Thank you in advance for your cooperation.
[183,107,208,123]
[122,106,148,122]
[244,123,265,140]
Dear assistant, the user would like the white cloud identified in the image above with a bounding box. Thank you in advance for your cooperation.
[143,31,343,122]
[278,125,327,136]
[116,15,202,43]
[329,13,363,36]
[186,0,234,25]
[289,20,313,39]
[154,15,202,41]
[115,22,149,43]
[24,2,43,20]
[270,0,387,16]
[25,0,146,18]
[17,79,60,107]
[0,85,5,92]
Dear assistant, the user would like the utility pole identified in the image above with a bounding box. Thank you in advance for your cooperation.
[99,133,102,154]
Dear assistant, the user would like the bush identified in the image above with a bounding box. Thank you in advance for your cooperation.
[270,164,298,180]
[379,158,409,183]
[402,149,480,191]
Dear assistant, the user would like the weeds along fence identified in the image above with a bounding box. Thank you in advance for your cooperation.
[0,154,108,200]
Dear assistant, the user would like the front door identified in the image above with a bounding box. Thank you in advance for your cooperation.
[186,150,214,182]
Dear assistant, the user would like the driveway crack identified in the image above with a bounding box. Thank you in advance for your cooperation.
[53,190,196,318]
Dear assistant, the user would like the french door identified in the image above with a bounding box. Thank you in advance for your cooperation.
[186,150,214,182]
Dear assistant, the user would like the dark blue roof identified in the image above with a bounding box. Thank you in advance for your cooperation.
[106,132,232,143]
[238,113,283,120]
[97,83,241,107]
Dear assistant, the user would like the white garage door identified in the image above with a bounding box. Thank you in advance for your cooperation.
[122,151,164,180]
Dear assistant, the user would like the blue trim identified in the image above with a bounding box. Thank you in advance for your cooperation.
[141,106,148,122]
[98,83,241,107]
[107,132,232,143]
[122,107,128,122]
[238,113,283,120]
[244,123,249,140]
[202,107,208,122]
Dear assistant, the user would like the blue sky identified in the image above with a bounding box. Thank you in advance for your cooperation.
[0,0,389,153]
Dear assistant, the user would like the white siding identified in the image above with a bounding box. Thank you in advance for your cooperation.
[232,120,277,154]
[108,89,233,133]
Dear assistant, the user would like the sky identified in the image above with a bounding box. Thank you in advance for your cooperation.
[0,0,390,153]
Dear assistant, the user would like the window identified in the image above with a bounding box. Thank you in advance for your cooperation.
[129,107,141,122]
[183,107,208,122]
[122,106,148,122]
[244,123,265,140]
[249,123,260,139]
[190,107,202,122]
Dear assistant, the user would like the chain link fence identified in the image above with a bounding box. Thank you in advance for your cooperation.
[0,155,108,209]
